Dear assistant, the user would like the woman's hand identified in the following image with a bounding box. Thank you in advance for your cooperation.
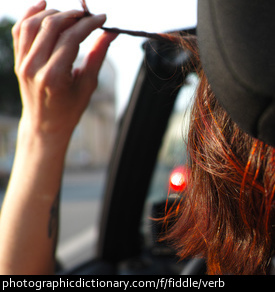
[13,0,116,139]
[0,1,117,274]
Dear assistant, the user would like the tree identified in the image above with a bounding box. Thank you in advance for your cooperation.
[0,18,21,117]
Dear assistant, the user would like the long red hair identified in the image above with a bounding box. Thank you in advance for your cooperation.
[165,38,275,274]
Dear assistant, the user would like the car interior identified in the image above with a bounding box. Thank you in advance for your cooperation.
[56,27,211,275]
[1,1,274,276]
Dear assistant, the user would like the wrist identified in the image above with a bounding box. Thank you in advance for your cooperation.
[17,116,73,155]
[13,117,72,180]
[6,118,70,203]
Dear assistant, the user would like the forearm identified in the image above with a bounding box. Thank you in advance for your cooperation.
[0,2,116,275]
[0,124,70,274]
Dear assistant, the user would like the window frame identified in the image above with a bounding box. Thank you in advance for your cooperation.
[62,28,197,275]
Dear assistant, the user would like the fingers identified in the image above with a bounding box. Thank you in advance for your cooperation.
[81,31,118,80]
[72,31,117,101]
[16,9,59,67]
[14,6,108,80]
[22,10,85,70]
[48,14,108,72]
[12,1,47,61]
[13,3,117,112]
[12,4,118,138]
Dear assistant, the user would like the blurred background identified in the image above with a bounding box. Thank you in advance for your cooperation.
[0,0,197,269]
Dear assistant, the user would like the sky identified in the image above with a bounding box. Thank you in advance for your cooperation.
[0,0,197,116]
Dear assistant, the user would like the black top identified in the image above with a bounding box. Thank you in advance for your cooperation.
[197,0,275,147]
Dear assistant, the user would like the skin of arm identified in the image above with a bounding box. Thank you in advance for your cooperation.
[0,0,117,274]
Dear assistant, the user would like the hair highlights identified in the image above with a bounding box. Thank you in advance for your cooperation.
[166,67,275,274]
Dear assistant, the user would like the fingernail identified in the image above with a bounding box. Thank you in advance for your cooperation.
[95,14,107,22]
[35,1,46,9]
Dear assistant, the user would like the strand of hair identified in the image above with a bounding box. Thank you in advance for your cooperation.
[101,26,184,43]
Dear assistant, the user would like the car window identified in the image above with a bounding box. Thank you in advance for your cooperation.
[56,59,118,269]
[141,72,198,255]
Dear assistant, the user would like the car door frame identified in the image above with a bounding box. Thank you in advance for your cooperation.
[62,28,197,275]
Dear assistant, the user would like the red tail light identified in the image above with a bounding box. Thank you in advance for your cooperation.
[169,166,190,192]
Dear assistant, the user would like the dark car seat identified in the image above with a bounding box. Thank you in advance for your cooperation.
[197,0,275,275]
[197,0,275,147]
